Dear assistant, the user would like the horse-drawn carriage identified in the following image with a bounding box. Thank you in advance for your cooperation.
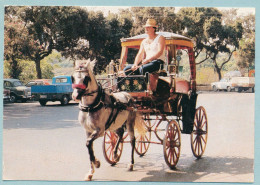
[102,32,208,169]
[72,32,208,181]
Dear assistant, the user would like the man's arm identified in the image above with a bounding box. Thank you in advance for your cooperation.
[131,40,145,70]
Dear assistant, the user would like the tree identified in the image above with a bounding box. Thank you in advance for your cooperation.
[19,6,89,78]
[4,7,28,79]
[74,10,133,73]
[130,7,178,35]
[178,8,243,80]
[236,14,255,70]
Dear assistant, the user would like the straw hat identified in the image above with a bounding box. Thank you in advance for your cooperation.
[143,18,158,28]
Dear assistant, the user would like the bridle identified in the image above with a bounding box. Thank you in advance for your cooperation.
[72,68,104,112]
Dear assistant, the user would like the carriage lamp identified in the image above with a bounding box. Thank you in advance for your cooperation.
[168,64,177,75]
[107,60,116,76]
[168,58,177,76]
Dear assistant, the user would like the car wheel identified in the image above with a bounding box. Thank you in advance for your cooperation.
[10,94,17,103]
[61,95,69,105]
[213,86,218,92]
[227,86,231,92]
[39,100,47,106]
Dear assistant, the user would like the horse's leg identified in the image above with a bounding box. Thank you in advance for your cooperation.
[126,112,136,171]
[85,129,101,181]
[113,125,125,163]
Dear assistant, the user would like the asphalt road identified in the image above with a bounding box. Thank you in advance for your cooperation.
[2,92,254,182]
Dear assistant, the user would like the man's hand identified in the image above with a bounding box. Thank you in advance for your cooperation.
[118,70,126,77]
[131,64,138,71]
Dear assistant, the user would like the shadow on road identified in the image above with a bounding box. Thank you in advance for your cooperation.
[138,155,253,182]
[3,102,80,130]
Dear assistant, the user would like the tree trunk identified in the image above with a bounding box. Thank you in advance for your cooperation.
[35,58,42,79]
[214,61,222,80]
[10,56,22,79]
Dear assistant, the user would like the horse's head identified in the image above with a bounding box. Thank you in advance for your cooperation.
[71,60,93,101]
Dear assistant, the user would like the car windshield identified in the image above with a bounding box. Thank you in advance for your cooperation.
[13,81,24,87]
[55,78,68,83]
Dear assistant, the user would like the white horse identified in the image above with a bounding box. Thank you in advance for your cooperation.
[72,60,145,181]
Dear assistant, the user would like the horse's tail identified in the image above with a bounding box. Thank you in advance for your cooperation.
[134,113,147,136]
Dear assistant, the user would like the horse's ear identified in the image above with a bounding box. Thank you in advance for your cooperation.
[85,59,96,71]
[83,60,91,69]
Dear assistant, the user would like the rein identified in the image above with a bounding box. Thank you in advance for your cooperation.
[103,64,144,90]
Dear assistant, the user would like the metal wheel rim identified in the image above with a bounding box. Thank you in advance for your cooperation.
[135,114,151,156]
[163,120,181,169]
[103,131,123,165]
[10,95,16,103]
[191,106,208,158]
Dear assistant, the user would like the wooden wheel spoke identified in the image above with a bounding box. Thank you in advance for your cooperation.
[198,137,202,154]
[144,134,149,141]
[170,148,174,164]
[201,120,207,130]
[200,114,205,124]
[105,143,113,153]
[193,134,198,144]
[194,137,199,152]
[108,147,114,160]
[106,132,112,140]
[164,120,181,169]
[173,148,177,163]
[191,107,208,158]
[201,135,207,145]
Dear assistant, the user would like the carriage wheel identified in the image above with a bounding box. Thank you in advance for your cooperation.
[191,106,208,158]
[163,120,181,169]
[135,114,151,156]
[103,131,123,165]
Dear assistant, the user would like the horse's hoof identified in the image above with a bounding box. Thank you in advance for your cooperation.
[84,174,93,181]
[94,160,100,168]
[128,164,134,171]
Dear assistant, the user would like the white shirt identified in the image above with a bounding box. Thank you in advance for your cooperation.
[143,34,165,61]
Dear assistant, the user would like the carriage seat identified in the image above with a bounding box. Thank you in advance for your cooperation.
[149,73,190,95]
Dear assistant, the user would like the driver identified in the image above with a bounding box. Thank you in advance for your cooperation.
[123,18,166,75]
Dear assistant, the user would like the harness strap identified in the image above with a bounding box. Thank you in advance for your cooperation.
[79,85,129,130]
[104,96,121,130]
[79,85,104,112]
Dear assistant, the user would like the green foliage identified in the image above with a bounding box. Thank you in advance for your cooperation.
[4,6,254,83]
[177,7,244,80]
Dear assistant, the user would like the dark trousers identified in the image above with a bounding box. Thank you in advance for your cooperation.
[123,59,164,75]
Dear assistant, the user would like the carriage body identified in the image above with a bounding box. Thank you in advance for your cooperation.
[107,32,198,125]
[102,32,208,169]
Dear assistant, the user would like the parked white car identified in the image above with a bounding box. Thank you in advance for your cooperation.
[211,78,234,92]
[211,77,255,92]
